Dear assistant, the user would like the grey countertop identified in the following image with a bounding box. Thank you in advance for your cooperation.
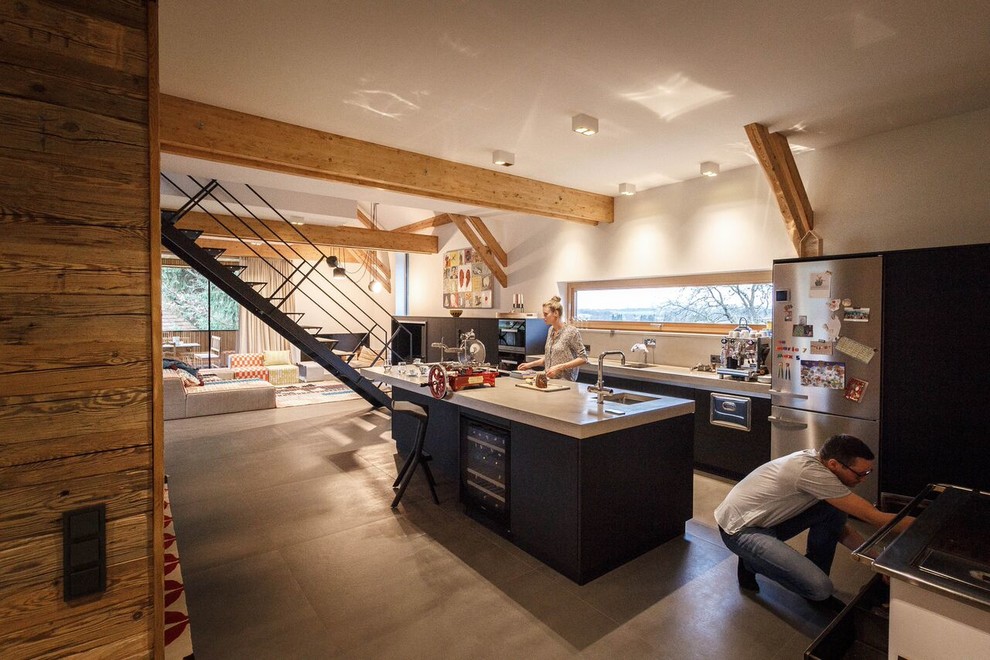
[579,360,772,398]
[362,366,695,439]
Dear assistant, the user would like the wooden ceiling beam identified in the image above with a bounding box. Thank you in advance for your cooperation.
[392,214,453,234]
[449,214,508,288]
[160,95,613,225]
[466,215,507,267]
[170,210,437,253]
[745,122,819,256]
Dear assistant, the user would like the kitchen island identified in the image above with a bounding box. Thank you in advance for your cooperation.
[362,366,696,584]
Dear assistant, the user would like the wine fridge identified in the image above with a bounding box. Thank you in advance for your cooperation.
[461,418,509,529]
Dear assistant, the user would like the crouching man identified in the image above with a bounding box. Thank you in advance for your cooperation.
[714,434,911,610]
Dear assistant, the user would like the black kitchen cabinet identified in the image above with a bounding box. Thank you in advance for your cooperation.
[496,317,549,370]
[392,316,498,364]
[693,390,770,480]
[880,243,990,498]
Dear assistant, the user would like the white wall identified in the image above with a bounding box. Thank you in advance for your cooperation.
[408,107,990,365]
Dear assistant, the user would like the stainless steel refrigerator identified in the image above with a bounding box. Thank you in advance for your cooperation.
[770,255,883,503]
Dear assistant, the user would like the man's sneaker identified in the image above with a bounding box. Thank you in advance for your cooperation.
[737,558,759,592]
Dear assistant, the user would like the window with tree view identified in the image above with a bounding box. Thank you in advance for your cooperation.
[568,271,772,333]
[161,266,239,331]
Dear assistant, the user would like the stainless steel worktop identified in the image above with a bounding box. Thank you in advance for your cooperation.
[361,366,695,439]
[578,360,772,398]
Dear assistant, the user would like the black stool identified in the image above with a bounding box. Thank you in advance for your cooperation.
[391,401,440,508]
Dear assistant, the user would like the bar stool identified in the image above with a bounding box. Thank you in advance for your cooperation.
[390,401,440,508]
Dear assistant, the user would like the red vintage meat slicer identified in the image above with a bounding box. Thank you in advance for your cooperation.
[427,330,498,399]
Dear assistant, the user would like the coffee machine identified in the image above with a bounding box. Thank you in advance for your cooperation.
[717,319,771,381]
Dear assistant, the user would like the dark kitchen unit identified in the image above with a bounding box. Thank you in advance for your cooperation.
[694,391,771,480]
[461,417,510,530]
[392,316,499,365]
[496,314,548,371]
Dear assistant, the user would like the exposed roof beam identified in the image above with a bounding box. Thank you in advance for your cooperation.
[160,95,613,225]
[355,208,391,281]
[449,214,508,288]
[193,237,374,272]
[170,210,437,253]
[745,122,818,256]
[392,214,453,234]
[467,215,507,268]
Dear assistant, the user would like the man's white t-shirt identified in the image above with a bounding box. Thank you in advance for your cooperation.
[714,449,851,535]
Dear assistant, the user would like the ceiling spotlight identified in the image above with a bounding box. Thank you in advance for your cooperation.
[492,150,514,166]
[618,183,636,196]
[572,113,599,135]
[701,161,720,177]
[289,215,305,225]
[368,279,383,293]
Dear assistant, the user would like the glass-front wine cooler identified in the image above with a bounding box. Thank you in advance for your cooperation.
[461,418,509,530]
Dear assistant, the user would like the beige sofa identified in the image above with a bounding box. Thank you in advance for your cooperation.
[163,369,276,420]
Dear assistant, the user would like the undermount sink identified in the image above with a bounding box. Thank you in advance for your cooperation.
[600,392,660,405]
[620,362,653,369]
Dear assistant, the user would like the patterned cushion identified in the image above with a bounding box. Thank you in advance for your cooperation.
[267,363,299,385]
[233,366,269,381]
[264,350,291,366]
[228,353,264,368]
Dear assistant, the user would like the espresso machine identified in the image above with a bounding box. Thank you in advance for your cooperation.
[717,319,771,381]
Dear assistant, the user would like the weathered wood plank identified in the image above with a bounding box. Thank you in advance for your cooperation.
[0,61,147,124]
[0,165,150,226]
[0,558,153,658]
[0,315,151,374]
[3,293,148,317]
[161,95,613,225]
[0,96,148,163]
[0,468,151,542]
[0,0,148,76]
[1,216,151,273]
[0,387,149,445]
[0,445,151,489]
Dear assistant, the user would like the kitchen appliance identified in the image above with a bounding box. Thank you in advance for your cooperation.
[496,316,548,371]
[717,319,771,381]
[771,255,883,503]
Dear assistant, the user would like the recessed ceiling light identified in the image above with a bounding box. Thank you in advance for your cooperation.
[289,215,305,225]
[618,183,636,196]
[701,161,720,177]
[572,113,599,135]
[492,150,515,166]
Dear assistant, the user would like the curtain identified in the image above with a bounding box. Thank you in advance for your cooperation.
[236,258,298,360]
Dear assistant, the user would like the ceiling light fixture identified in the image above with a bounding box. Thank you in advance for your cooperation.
[492,150,514,166]
[700,161,720,177]
[618,183,636,196]
[289,215,305,225]
[572,113,599,135]
[368,279,383,293]
[327,255,346,279]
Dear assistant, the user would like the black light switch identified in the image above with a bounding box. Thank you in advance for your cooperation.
[63,505,106,601]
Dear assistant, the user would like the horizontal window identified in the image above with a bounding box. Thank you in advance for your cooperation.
[567,270,772,334]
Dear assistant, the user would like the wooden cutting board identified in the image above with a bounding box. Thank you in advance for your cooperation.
[515,382,570,393]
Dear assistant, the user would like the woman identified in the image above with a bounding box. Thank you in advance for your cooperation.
[518,296,588,381]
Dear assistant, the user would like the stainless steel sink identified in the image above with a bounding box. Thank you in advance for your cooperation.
[620,362,653,369]
[600,392,660,405]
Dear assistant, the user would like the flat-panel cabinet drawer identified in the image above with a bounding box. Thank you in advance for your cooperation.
[710,393,751,431]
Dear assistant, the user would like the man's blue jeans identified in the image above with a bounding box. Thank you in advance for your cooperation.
[719,501,847,601]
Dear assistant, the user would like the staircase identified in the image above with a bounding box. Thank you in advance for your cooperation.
[160,176,413,410]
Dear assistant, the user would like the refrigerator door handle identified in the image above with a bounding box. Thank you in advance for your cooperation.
[768,415,809,430]
[769,389,809,400]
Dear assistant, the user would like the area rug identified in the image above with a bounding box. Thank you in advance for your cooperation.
[275,381,364,407]
[164,484,194,659]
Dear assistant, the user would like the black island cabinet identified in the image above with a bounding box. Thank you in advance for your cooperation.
[389,381,694,584]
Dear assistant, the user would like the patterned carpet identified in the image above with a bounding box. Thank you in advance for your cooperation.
[164,484,194,659]
[275,381,365,407]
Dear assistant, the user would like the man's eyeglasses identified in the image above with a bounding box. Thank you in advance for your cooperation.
[837,460,873,479]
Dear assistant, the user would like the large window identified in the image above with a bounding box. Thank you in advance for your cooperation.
[161,266,239,331]
[567,270,772,334]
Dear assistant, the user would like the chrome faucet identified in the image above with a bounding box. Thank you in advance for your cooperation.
[588,350,625,405]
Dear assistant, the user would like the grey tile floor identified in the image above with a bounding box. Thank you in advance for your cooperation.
[165,401,875,659]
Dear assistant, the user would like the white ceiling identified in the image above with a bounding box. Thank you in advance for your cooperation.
[159,0,990,226]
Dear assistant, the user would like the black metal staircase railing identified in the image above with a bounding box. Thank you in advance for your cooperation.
[160,175,418,409]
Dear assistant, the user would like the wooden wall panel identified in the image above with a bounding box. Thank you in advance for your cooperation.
[0,0,158,657]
